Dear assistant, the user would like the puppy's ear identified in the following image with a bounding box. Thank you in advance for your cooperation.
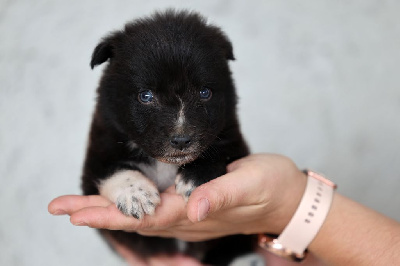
[212,28,235,60]
[90,32,122,69]
[222,39,235,60]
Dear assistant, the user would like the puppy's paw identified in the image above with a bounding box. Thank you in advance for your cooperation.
[175,174,196,202]
[99,170,160,219]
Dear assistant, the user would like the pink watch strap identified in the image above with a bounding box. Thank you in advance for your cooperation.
[277,171,336,254]
[259,170,336,261]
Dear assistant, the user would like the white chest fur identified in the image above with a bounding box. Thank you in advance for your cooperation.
[138,160,178,192]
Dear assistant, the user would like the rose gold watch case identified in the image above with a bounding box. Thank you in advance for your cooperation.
[258,234,307,262]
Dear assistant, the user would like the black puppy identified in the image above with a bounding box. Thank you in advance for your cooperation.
[82,10,256,265]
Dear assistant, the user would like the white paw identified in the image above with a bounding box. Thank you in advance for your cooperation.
[98,170,160,219]
[175,174,196,202]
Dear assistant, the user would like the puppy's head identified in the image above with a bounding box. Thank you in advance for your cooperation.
[92,10,238,165]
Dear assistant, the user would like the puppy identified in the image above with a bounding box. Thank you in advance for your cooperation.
[82,10,256,265]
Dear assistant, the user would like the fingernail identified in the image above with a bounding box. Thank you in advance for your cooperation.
[73,221,88,226]
[51,209,66,215]
[197,198,210,222]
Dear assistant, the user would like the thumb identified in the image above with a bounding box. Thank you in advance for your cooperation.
[186,167,248,223]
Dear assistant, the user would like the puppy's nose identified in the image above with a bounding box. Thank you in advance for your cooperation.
[170,135,192,150]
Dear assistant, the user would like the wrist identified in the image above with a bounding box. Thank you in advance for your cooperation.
[268,169,308,235]
[259,170,337,261]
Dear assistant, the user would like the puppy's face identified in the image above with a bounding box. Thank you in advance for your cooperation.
[92,12,237,165]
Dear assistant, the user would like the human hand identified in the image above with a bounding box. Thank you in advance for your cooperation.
[49,191,202,265]
[49,154,307,241]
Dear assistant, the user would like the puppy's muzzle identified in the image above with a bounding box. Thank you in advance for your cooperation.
[170,135,192,150]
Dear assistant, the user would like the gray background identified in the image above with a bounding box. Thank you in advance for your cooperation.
[1,0,399,265]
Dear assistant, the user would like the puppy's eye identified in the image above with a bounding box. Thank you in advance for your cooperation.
[199,87,212,100]
[138,90,154,104]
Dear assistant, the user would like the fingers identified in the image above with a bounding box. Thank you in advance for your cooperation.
[48,195,112,215]
[137,226,227,242]
[186,155,273,223]
[49,192,189,231]
[48,195,137,230]
[69,204,144,229]
[186,166,251,223]
[148,254,203,266]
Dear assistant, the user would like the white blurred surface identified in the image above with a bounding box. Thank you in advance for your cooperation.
[1,1,399,265]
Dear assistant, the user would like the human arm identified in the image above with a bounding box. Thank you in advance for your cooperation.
[308,192,400,265]
[48,154,400,265]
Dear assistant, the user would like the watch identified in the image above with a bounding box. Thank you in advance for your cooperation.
[259,170,337,262]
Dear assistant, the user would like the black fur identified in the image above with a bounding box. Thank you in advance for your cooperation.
[82,10,255,265]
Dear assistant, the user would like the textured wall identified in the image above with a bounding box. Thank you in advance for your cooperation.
[1,0,399,265]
